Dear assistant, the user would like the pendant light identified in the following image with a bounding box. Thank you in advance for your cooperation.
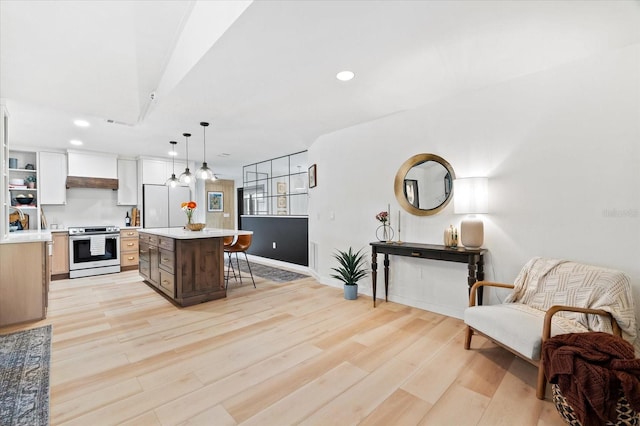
[179,132,193,184]
[197,121,215,180]
[165,141,179,187]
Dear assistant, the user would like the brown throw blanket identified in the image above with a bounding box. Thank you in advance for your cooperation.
[543,332,640,426]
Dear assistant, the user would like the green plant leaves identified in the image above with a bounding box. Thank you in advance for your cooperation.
[330,247,368,285]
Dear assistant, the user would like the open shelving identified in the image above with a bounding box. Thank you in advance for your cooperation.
[7,149,41,231]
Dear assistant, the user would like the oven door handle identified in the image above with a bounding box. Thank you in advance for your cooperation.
[70,235,119,241]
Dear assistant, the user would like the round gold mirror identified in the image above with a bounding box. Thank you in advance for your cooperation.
[394,153,455,216]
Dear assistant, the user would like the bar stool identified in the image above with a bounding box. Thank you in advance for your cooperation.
[224,234,255,289]
[223,236,237,285]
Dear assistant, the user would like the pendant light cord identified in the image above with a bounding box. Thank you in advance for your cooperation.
[185,135,189,163]
[202,125,207,161]
[171,141,176,173]
[197,121,212,180]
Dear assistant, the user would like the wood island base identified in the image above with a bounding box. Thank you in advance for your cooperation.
[139,231,226,307]
[138,228,252,307]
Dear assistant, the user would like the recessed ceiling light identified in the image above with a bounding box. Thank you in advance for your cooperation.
[73,119,90,127]
[336,70,355,81]
[70,139,83,146]
[168,151,178,156]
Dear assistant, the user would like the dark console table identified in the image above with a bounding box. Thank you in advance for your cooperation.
[370,242,487,307]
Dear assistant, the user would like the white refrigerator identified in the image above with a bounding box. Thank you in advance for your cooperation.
[142,184,191,228]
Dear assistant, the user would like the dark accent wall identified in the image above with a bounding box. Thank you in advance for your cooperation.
[240,216,308,266]
[237,188,244,229]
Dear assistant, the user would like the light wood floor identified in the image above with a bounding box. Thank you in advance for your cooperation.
[1,270,566,425]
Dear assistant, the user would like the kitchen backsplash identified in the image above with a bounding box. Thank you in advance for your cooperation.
[42,187,135,229]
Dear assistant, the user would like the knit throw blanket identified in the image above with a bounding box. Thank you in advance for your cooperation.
[504,257,637,344]
[543,332,640,426]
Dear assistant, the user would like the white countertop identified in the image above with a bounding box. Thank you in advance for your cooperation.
[139,227,252,240]
[47,227,141,233]
[1,230,52,244]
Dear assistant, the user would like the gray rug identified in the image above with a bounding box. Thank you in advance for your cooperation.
[0,325,51,426]
[225,258,308,283]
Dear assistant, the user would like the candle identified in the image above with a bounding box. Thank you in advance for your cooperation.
[388,204,391,226]
[398,210,401,232]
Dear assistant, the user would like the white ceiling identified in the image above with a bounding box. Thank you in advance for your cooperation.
[2,0,639,179]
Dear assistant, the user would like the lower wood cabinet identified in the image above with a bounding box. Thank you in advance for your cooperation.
[139,233,158,285]
[138,232,225,306]
[51,232,69,278]
[120,228,139,271]
[159,269,175,298]
[0,241,49,326]
[159,248,175,274]
[139,257,150,281]
[156,236,174,298]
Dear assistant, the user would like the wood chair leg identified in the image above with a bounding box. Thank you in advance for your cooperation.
[464,326,473,350]
[536,362,547,400]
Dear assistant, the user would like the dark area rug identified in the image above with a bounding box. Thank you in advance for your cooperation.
[0,325,51,426]
[225,258,308,283]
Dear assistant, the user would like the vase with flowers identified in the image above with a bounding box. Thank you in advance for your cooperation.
[181,201,205,230]
[375,210,394,242]
[181,201,196,224]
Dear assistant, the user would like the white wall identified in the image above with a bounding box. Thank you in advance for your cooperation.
[308,44,640,343]
[42,188,133,228]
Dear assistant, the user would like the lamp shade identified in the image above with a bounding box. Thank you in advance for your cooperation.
[454,177,488,214]
[179,132,193,184]
[196,121,215,181]
[454,177,488,248]
[165,140,179,187]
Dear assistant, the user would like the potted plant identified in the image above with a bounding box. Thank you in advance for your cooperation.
[331,247,368,300]
[25,175,36,189]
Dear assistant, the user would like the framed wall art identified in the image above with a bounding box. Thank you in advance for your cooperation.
[207,191,224,212]
[308,164,317,188]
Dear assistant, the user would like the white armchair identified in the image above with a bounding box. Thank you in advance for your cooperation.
[463,257,637,399]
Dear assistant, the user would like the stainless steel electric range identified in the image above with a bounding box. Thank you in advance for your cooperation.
[68,226,121,278]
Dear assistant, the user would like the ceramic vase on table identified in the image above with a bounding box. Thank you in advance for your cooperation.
[444,225,458,248]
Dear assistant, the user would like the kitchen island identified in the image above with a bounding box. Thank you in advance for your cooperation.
[138,228,252,307]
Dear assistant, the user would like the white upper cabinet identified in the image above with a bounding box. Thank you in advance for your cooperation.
[39,151,67,205]
[140,158,167,185]
[117,159,137,205]
[67,150,117,178]
[140,158,187,185]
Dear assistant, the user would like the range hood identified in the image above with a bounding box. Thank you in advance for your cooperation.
[66,176,119,190]
[66,151,119,190]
